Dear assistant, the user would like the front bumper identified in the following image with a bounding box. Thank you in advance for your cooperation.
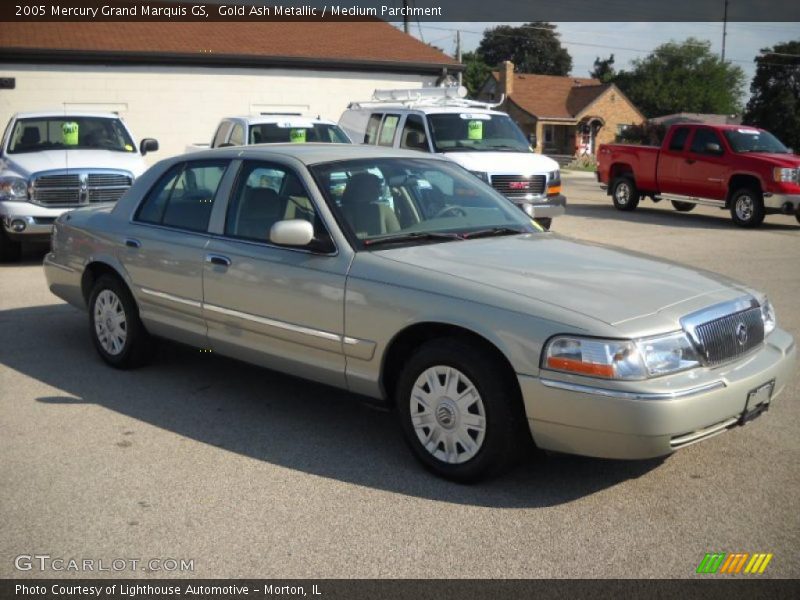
[513,194,567,219]
[763,192,800,212]
[519,328,796,459]
[1,201,70,242]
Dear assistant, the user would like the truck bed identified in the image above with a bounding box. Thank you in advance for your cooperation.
[597,143,660,192]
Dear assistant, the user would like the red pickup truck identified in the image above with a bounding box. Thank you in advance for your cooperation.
[597,123,800,227]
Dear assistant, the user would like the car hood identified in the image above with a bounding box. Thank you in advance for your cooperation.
[3,150,147,178]
[738,152,800,168]
[441,151,559,174]
[373,234,750,327]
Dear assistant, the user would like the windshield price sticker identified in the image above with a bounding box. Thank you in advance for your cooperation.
[467,120,484,140]
[62,122,79,146]
[289,129,307,143]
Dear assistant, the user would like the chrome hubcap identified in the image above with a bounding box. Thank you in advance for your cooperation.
[736,195,754,221]
[615,183,630,205]
[94,289,127,355]
[410,366,486,464]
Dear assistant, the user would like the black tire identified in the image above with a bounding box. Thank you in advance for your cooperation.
[0,228,22,263]
[88,274,152,369]
[671,200,695,212]
[395,338,527,482]
[534,217,552,231]
[729,187,765,228]
[795,207,800,225]
[611,176,640,211]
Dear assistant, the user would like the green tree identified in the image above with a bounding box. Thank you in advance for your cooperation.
[590,54,616,82]
[613,38,746,118]
[743,40,800,151]
[477,22,572,76]
[461,51,492,97]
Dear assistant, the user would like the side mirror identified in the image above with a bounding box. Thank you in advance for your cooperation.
[705,142,723,155]
[140,138,159,155]
[270,219,314,247]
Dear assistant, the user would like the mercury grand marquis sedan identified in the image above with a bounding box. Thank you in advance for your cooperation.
[44,144,796,481]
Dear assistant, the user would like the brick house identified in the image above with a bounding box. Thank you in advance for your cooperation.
[478,61,644,159]
[0,21,462,158]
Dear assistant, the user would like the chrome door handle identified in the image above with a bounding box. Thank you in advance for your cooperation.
[206,254,231,267]
[125,238,141,248]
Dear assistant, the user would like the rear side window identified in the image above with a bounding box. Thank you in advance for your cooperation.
[668,127,690,151]
[136,161,228,232]
[365,114,382,144]
[690,128,724,154]
[229,123,245,146]
[212,122,231,148]
[378,115,400,147]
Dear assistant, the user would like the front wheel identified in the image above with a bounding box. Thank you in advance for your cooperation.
[729,188,765,228]
[396,338,526,482]
[611,176,640,211]
[671,200,695,212]
[89,274,153,369]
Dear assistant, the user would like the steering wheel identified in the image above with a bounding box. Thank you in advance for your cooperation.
[434,205,467,219]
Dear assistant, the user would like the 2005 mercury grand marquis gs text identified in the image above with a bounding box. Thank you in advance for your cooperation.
[44,144,796,481]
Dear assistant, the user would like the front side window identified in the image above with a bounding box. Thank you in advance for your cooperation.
[690,129,724,155]
[8,117,136,154]
[135,161,228,232]
[310,158,536,246]
[399,114,429,151]
[427,113,530,153]
[225,161,323,244]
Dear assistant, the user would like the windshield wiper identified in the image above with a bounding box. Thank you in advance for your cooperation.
[363,231,463,247]
[460,226,529,239]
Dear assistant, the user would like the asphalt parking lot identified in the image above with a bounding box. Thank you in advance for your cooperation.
[1,172,798,579]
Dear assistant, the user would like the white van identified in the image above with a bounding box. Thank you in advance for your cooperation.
[338,87,565,228]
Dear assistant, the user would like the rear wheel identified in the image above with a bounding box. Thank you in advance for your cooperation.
[396,338,526,482]
[611,176,640,211]
[729,187,765,228]
[89,274,152,369]
[671,200,695,212]
[0,228,22,263]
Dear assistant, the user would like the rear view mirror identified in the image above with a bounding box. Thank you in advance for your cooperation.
[140,138,159,155]
[270,219,314,247]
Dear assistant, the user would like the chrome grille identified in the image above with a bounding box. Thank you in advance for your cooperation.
[31,171,132,207]
[693,306,764,365]
[491,175,546,197]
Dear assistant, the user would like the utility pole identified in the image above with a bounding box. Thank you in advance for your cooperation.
[721,0,729,62]
[403,1,409,34]
[456,30,462,87]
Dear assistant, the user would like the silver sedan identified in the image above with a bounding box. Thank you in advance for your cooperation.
[44,144,796,481]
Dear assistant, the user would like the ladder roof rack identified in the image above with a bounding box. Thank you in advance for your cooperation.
[347,86,505,110]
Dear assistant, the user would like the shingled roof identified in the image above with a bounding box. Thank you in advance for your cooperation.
[0,21,461,74]
[490,72,611,119]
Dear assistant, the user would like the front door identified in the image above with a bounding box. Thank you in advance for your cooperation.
[658,126,692,195]
[201,160,350,387]
[680,127,728,201]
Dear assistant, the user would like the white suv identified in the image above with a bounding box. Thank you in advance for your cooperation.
[339,87,565,229]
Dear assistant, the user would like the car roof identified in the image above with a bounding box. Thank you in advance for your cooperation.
[13,111,125,119]
[182,143,450,165]
[231,115,338,126]
[347,105,506,116]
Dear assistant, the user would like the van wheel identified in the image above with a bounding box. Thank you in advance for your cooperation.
[396,338,524,482]
[671,201,695,212]
[89,274,152,369]
[0,228,22,263]
[730,188,765,228]
[611,176,640,211]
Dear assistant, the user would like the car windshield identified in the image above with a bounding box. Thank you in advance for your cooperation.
[723,129,790,154]
[310,157,537,248]
[426,113,531,153]
[249,123,350,144]
[8,117,136,154]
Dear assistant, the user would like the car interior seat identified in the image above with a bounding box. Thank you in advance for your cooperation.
[235,187,282,240]
[340,173,401,238]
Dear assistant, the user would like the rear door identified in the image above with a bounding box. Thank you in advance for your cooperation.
[201,160,351,387]
[681,127,728,201]
[657,126,692,195]
[122,159,231,346]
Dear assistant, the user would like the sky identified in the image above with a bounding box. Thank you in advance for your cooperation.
[394,21,799,101]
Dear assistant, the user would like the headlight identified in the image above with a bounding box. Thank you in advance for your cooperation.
[543,332,701,380]
[773,167,799,184]
[469,171,489,183]
[761,299,776,336]
[548,169,561,183]
[0,176,29,201]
